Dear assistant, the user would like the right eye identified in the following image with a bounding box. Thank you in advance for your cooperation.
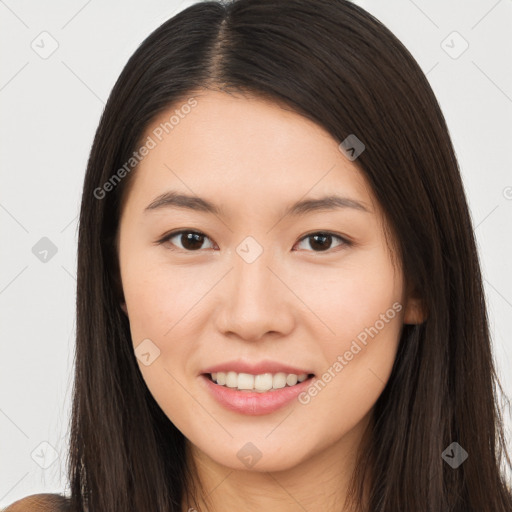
[156,230,216,252]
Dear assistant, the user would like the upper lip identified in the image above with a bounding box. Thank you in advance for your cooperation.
[201,359,314,376]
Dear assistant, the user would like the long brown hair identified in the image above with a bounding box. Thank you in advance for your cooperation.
[68,0,512,510]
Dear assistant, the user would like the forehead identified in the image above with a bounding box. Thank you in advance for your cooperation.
[122,89,376,216]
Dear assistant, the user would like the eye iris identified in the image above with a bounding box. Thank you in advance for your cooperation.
[181,232,204,250]
[309,233,332,251]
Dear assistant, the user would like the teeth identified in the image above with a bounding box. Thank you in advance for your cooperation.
[209,371,310,392]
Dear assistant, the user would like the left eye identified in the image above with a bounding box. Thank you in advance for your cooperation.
[157,230,350,253]
[295,232,349,252]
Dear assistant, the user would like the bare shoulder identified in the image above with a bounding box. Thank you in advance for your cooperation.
[2,493,71,512]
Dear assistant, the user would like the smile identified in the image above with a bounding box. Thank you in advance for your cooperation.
[200,372,316,415]
[208,371,312,392]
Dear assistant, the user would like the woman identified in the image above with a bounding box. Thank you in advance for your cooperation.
[6,0,511,510]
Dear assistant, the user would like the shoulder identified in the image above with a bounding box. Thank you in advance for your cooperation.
[2,493,71,512]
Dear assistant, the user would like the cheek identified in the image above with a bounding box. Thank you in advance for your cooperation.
[120,261,204,428]
[298,311,402,451]
[301,246,403,351]
[121,256,201,343]
[293,250,403,431]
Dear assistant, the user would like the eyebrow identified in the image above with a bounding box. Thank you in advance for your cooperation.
[144,191,371,217]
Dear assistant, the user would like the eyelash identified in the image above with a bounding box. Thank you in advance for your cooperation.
[155,229,353,254]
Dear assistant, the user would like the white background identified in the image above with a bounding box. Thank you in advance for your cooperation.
[1,0,511,506]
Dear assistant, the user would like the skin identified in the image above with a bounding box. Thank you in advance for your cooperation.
[3,493,69,511]
[117,89,425,512]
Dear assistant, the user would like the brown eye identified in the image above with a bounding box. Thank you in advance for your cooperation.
[295,232,350,252]
[157,230,351,253]
[160,230,214,251]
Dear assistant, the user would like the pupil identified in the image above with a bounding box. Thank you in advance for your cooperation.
[182,232,204,250]
[310,234,331,251]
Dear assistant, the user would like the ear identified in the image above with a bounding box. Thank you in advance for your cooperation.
[120,301,128,316]
[403,298,426,324]
[403,285,427,325]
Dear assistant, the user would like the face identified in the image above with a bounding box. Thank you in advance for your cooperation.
[117,89,422,473]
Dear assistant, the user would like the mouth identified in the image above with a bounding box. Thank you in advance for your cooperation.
[202,371,316,393]
[199,371,316,415]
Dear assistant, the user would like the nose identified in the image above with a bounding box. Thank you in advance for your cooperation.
[214,246,295,343]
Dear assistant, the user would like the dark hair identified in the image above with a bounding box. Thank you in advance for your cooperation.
[67,0,512,510]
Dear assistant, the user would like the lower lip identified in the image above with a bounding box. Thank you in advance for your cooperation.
[199,374,315,416]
